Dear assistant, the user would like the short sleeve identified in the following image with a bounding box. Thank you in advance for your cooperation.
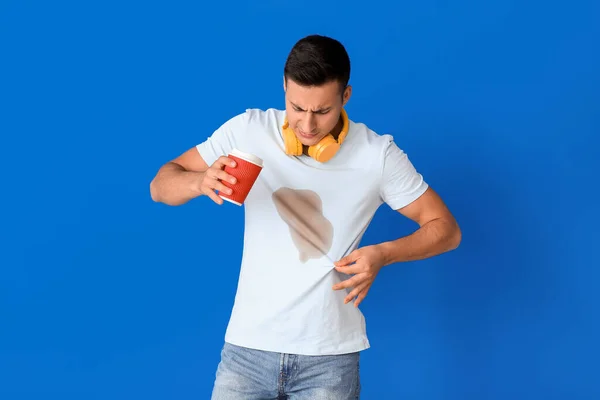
[380,136,429,210]
[195,111,249,166]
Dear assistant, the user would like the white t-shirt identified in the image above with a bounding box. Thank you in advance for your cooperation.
[196,108,428,356]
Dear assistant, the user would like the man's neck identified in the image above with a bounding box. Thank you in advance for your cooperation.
[330,113,344,141]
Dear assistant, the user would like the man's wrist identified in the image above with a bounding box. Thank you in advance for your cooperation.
[188,170,205,196]
[375,240,399,266]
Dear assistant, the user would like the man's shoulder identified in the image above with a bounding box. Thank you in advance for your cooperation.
[236,107,285,127]
[346,117,396,155]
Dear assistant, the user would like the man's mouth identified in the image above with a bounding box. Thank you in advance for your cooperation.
[297,129,318,139]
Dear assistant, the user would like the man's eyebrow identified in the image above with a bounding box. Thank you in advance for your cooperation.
[290,102,332,112]
[315,106,332,113]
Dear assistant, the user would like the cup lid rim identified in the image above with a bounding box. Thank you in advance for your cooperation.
[229,148,263,166]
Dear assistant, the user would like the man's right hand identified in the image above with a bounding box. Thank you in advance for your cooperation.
[197,156,238,205]
[151,147,239,206]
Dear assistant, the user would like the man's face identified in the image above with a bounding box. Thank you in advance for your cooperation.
[284,78,351,146]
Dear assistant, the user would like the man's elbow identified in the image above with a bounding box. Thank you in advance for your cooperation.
[448,219,462,250]
[149,178,161,203]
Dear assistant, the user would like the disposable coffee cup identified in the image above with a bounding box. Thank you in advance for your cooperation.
[217,149,263,206]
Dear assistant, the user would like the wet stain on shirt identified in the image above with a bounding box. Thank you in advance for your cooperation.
[272,187,334,263]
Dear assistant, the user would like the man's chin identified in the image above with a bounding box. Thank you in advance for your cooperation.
[296,134,321,146]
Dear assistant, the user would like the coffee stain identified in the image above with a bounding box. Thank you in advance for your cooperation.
[272,187,334,263]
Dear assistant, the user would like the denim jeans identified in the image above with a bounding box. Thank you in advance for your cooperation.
[211,342,361,399]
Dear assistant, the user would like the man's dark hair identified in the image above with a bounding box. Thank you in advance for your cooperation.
[284,34,351,91]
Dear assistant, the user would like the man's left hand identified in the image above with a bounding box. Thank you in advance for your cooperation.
[332,245,387,307]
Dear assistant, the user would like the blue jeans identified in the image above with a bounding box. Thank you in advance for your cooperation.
[211,342,361,399]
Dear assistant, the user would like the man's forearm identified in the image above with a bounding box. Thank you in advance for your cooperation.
[150,162,204,206]
[377,217,461,265]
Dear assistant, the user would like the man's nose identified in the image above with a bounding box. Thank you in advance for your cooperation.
[303,113,317,132]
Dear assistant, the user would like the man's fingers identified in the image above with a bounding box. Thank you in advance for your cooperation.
[335,251,360,267]
[344,281,370,304]
[196,156,239,206]
[209,175,234,195]
[206,189,224,205]
[353,285,372,307]
[213,169,237,185]
[200,174,229,195]
[334,265,361,275]
[332,274,364,291]
[204,164,236,186]
[214,156,237,169]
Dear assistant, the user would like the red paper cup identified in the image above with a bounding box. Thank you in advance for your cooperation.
[217,149,263,206]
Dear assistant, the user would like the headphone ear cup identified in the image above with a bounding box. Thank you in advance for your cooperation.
[283,126,303,156]
[307,134,340,163]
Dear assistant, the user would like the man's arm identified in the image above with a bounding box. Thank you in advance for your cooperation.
[377,187,461,265]
[150,147,237,206]
[333,186,461,306]
[333,137,461,306]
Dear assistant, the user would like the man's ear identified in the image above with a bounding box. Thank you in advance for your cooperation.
[342,85,352,106]
[283,76,287,92]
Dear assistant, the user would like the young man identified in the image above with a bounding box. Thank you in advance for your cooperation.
[150,35,461,399]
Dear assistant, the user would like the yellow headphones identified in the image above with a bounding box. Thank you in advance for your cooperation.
[281,108,350,163]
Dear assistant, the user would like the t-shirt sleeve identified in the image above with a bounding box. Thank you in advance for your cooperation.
[380,136,429,210]
[195,111,248,167]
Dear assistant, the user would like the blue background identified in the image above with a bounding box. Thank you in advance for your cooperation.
[1,0,598,398]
